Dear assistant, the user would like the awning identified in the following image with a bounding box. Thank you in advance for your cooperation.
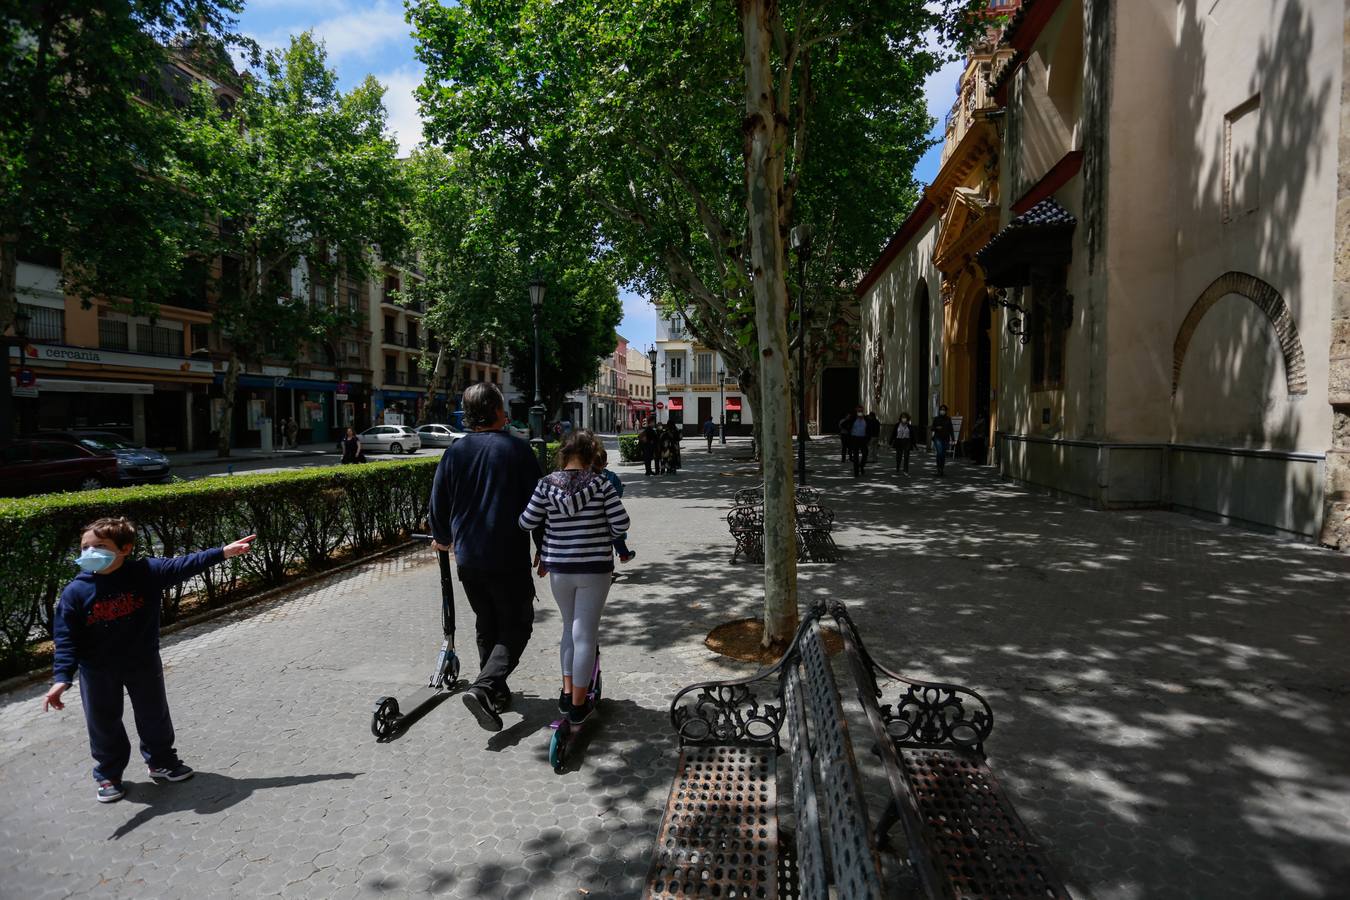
[667,397,684,411]
[725,397,742,411]
[16,378,154,395]
[630,400,653,411]
[975,198,1077,288]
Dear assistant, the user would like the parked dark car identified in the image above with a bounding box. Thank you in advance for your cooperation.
[0,440,120,497]
[28,430,173,485]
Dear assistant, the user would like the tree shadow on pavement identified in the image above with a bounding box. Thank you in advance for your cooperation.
[109,771,361,841]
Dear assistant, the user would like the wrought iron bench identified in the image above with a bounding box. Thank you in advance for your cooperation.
[728,505,766,564]
[728,486,837,564]
[644,601,1068,900]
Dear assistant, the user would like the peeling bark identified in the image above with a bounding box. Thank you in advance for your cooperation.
[740,0,798,647]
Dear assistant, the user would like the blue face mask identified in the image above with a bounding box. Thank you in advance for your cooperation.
[75,547,118,574]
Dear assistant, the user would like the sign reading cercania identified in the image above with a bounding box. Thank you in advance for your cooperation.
[10,344,213,374]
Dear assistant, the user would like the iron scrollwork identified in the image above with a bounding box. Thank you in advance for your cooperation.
[827,600,995,755]
[988,287,1032,345]
[671,681,785,748]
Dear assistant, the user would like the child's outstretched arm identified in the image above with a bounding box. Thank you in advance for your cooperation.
[43,590,81,711]
[149,535,255,589]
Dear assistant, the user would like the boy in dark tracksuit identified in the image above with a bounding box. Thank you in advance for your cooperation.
[43,516,255,803]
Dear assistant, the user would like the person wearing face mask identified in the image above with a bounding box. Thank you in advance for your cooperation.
[891,412,915,474]
[42,517,254,804]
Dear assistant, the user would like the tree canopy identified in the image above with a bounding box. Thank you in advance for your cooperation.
[176,33,410,454]
[400,144,621,419]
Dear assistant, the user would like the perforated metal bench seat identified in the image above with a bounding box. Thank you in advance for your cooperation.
[645,746,784,900]
[898,748,1068,899]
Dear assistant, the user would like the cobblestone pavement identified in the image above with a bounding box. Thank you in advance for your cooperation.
[1,439,1347,898]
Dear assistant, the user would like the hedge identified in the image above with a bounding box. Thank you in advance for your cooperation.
[0,457,439,676]
[618,434,640,463]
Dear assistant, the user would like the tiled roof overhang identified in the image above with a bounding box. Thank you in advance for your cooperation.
[975,198,1077,287]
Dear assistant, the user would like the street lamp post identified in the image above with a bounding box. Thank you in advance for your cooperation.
[647,345,657,424]
[528,279,548,472]
[717,368,726,445]
[790,224,814,485]
[0,307,33,443]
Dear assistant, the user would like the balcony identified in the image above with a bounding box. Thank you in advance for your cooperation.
[21,304,64,343]
[383,330,407,347]
[384,371,407,386]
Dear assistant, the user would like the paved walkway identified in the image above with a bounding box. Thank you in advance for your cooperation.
[1,440,1347,898]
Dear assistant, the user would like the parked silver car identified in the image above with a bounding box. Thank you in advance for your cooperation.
[358,425,422,454]
[414,424,466,448]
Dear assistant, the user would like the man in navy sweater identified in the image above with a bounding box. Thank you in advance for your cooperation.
[429,383,543,732]
[43,517,254,803]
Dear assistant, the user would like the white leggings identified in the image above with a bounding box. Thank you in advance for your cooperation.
[549,571,611,688]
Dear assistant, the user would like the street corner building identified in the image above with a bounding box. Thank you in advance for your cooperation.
[855,0,1350,548]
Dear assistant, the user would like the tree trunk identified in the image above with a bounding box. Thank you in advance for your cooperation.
[740,0,798,647]
[0,236,17,444]
[216,349,242,457]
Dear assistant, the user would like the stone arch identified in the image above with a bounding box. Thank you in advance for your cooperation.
[1172,271,1307,396]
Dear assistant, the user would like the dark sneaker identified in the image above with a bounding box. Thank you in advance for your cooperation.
[619,551,636,563]
[462,687,503,732]
[96,781,125,803]
[491,691,512,714]
[566,698,595,727]
[148,763,194,782]
[557,691,573,715]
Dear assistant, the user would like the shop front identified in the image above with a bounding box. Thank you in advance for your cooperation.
[216,374,339,449]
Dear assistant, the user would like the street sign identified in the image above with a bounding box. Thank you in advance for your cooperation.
[16,368,36,387]
[656,401,665,410]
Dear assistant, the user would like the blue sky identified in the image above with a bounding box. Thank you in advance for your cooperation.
[233,1,962,354]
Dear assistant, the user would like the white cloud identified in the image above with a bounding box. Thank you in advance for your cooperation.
[374,66,425,156]
[254,1,411,64]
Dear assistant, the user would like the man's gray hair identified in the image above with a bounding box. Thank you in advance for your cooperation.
[463,382,504,429]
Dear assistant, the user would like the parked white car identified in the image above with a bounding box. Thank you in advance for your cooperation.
[414,424,465,447]
[358,425,422,454]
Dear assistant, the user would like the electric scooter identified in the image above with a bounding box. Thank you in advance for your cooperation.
[548,648,602,773]
[370,535,461,740]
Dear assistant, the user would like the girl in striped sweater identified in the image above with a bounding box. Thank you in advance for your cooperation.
[518,430,630,725]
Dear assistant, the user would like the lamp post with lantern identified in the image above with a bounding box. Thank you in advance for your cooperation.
[528,278,548,472]
[717,367,726,444]
[790,223,814,485]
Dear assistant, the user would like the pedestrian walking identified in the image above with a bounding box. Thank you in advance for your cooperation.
[286,416,299,450]
[428,382,544,732]
[518,430,630,726]
[931,404,955,476]
[865,412,881,461]
[42,517,255,803]
[891,412,915,474]
[638,417,658,476]
[592,444,635,564]
[844,406,869,476]
[340,427,365,464]
[703,417,716,452]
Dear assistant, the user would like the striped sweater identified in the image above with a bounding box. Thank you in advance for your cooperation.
[518,469,630,574]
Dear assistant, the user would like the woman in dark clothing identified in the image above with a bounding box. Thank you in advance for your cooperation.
[930,405,955,476]
[891,412,915,473]
[340,427,365,464]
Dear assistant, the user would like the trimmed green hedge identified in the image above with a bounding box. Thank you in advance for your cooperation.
[618,434,640,463]
[0,458,439,675]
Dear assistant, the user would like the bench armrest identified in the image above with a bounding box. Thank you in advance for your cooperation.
[830,603,994,754]
[876,673,994,755]
[669,669,787,749]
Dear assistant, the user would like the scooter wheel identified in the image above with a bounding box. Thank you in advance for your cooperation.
[592,670,603,702]
[443,653,461,686]
[371,696,401,740]
[549,728,567,773]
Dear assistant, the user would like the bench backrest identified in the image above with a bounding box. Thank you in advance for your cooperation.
[784,621,887,899]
